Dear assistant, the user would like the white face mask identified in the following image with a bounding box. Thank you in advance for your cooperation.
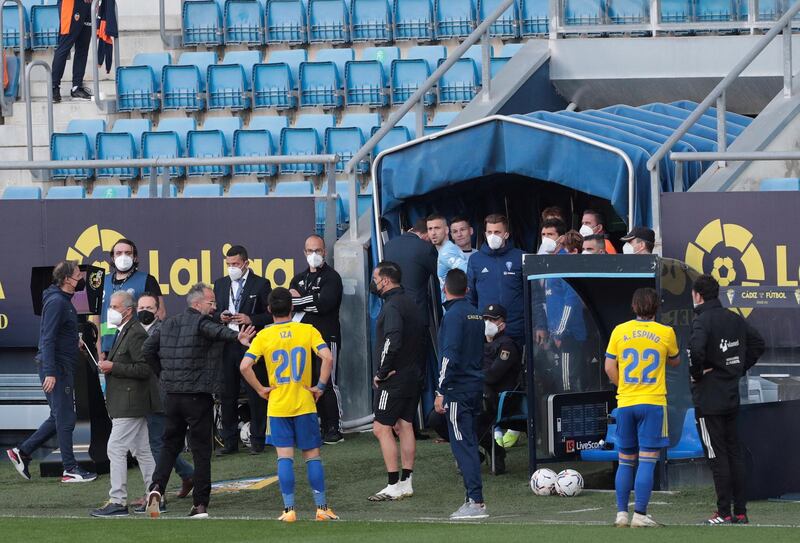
[579,224,595,238]
[622,242,635,255]
[228,266,244,281]
[538,236,557,255]
[306,253,324,269]
[107,308,124,327]
[114,255,133,272]
[484,320,499,339]
[486,233,504,251]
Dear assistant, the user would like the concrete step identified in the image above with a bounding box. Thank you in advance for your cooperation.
[0,146,50,185]
[3,100,112,127]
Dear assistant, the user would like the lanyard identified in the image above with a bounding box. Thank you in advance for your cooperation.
[230,279,244,312]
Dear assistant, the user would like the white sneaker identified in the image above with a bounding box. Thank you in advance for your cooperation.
[615,511,629,528]
[631,512,661,528]
[450,498,489,520]
[397,475,413,498]
[367,483,405,501]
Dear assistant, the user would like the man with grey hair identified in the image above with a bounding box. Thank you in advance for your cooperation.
[142,283,255,519]
[91,291,157,517]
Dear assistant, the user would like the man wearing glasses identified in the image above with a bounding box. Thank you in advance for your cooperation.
[289,235,344,444]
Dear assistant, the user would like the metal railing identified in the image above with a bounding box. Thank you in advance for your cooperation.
[0,0,26,116]
[91,0,121,113]
[160,0,182,48]
[344,0,516,173]
[646,1,800,242]
[24,60,53,180]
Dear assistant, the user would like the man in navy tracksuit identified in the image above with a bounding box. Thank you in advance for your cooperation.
[466,214,525,346]
[52,0,94,102]
[435,269,488,520]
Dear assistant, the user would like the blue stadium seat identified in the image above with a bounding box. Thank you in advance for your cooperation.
[760,178,800,191]
[96,119,152,180]
[426,109,457,131]
[280,127,325,175]
[695,0,734,22]
[423,125,443,135]
[116,53,172,113]
[183,184,225,197]
[439,57,479,104]
[364,46,401,72]
[325,126,366,173]
[520,0,548,35]
[344,47,398,106]
[207,50,262,110]
[3,54,20,100]
[409,44,447,69]
[272,180,315,195]
[490,56,509,77]
[357,180,372,216]
[666,408,705,460]
[137,183,179,198]
[229,182,269,196]
[308,0,350,43]
[182,0,224,46]
[373,125,411,155]
[31,2,58,49]
[563,0,604,26]
[162,52,217,111]
[248,114,290,146]
[394,110,425,138]
[253,50,307,109]
[266,0,308,44]
[390,59,432,106]
[2,185,41,199]
[45,186,86,199]
[1,0,32,50]
[435,0,476,39]
[224,0,266,45]
[299,48,353,108]
[463,43,490,78]
[51,119,106,180]
[607,0,648,24]
[500,42,524,57]
[659,0,692,22]
[478,0,519,38]
[187,117,242,178]
[352,0,393,42]
[580,409,619,462]
[316,180,349,236]
[749,0,781,21]
[142,118,197,179]
[295,112,337,134]
[92,184,132,199]
[340,112,382,135]
[233,128,277,178]
[393,0,435,40]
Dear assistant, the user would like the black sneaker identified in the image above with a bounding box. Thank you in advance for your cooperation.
[62,467,97,483]
[189,504,208,519]
[134,499,166,515]
[6,448,31,480]
[90,502,128,517]
[733,513,749,525]
[52,87,61,104]
[323,430,344,444]
[215,446,238,457]
[70,86,92,100]
[706,511,733,525]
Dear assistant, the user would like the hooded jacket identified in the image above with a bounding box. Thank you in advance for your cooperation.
[36,284,79,376]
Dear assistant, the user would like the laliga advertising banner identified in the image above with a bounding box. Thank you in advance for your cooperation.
[0,197,315,348]
[661,192,800,348]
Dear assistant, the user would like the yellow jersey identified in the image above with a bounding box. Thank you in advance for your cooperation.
[605,319,679,408]
[244,322,329,417]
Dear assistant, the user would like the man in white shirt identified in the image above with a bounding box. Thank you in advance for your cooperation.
[450,215,475,260]
[427,214,468,301]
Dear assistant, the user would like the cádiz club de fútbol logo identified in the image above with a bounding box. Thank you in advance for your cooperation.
[66,224,126,273]
[684,219,765,317]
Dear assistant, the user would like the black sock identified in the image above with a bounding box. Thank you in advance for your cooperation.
[401,469,413,481]
[388,471,400,485]
[285,506,294,512]
[634,510,646,516]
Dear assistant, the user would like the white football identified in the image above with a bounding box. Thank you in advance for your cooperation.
[555,469,584,497]
[530,468,558,496]
[239,421,251,448]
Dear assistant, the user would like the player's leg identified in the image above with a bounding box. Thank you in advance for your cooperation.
[184,393,214,516]
[696,412,733,523]
[630,405,669,528]
[148,395,189,518]
[447,392,487,519]
[300,445,338,520]
[612,406,638,527]
[269,416,298,521]
[218,343,242,454]
[370,388,404,501]
[725,412,748,523]
[394,406,416,497]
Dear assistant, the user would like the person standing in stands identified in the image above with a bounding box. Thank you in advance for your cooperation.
[97,239,164,360]
[428,214,468,301]
[621,227,655,255]
[289,235,344,445]
[450,215,476,259]
[466,214,525,345]
[689,275,765,525]
[579,209,617,254]
[213,245,272,456]
[6,261,97,483]
[51,0,94,102]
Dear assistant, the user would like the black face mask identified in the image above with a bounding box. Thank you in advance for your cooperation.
[369,279,382,297]
[137,310,156,325]
[74,278,86,292]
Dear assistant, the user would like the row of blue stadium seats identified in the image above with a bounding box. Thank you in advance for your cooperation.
[48,112,454,180]
[116,45,517,112]
[180,0,550,47]
[1,1,58,50]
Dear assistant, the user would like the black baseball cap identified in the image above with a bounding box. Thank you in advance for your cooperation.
[482,304,507,320]
[621,226,655,244]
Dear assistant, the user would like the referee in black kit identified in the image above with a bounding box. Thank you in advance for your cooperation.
[289,235,344,444]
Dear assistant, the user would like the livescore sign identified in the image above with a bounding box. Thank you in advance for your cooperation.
[0,197,316,348]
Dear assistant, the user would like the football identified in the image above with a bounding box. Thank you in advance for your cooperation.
[555,469,584,497]
[530,468,558,496]
[239,421,251,448]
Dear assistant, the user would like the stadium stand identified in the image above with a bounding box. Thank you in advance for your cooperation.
[162,51,217,111]
[96,119,152,180]
[182,0,225,46]
[394,0,436,40]
[224,0,266,45]
[207,50,261,110]
[266,0,308,44]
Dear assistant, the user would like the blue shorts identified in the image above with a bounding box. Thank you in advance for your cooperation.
[267,413,322,451]
[615,404,669,450]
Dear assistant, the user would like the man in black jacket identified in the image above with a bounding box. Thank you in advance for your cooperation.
[690,274,765,525]
[368,261,425,502]
[142,283,254,519]
[290,235,344,444]
[213,245,272,455]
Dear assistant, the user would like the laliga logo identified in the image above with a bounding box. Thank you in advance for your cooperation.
[66,224,126,271]
[685,219,765,318]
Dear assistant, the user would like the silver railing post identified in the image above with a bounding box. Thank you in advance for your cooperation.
[650,165,661,245]
[784,18,793,98]
[349,176,359,241]
[481,29,491,102]
[674,160,684,192]
[650,0,659,36]
[716,91,727,167]
[148,164,158,198]
[0,0,27,115]
[91,0,117,113]
[748,0,756,34]
[415,98,424,138]
[160,167,171,198]
[160,0,183,48]
[25,60,53,181]
[324,163,338,265]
